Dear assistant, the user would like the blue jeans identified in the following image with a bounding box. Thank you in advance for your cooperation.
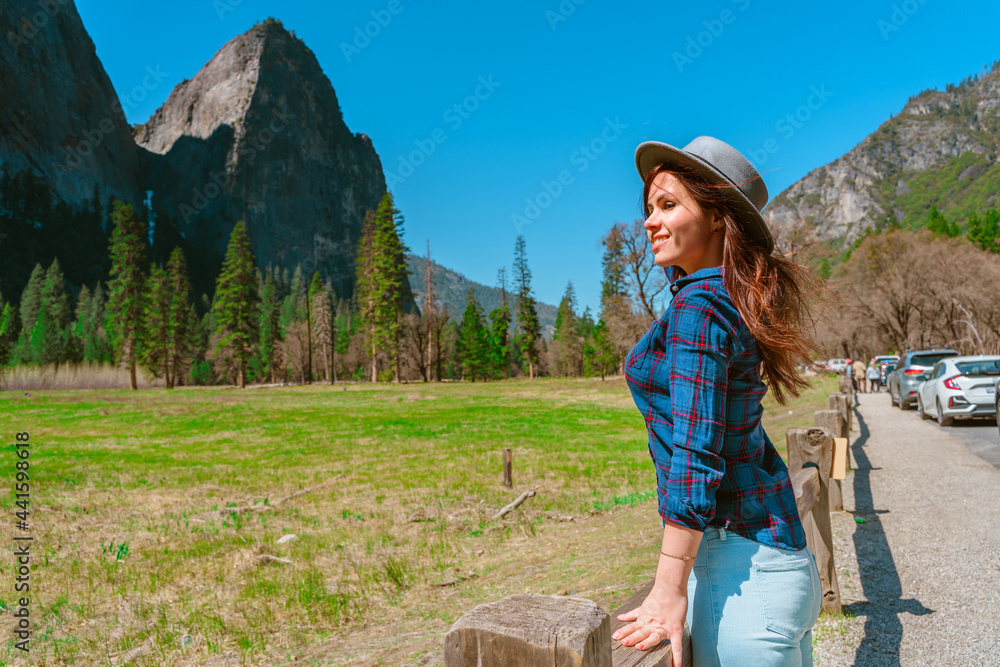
[685,527,822,666]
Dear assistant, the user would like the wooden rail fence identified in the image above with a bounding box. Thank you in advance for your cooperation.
[444,385,854,666]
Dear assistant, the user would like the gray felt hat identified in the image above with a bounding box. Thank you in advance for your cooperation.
[635,136,774,254]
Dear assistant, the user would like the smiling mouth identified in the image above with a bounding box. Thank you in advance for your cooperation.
[651,236,669,251]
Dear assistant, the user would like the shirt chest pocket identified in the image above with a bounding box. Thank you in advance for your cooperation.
[627,318,668,371]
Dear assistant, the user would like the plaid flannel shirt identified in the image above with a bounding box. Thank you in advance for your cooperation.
[624,265,807,551]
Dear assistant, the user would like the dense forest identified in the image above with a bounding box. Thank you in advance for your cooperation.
[0,186,670,387]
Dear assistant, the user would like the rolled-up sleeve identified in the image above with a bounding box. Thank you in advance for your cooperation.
[660,287,738,531]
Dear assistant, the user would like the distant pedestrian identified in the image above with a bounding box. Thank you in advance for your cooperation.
[852,358,867,393]
[845,356,854,387]
[867,361,880,393]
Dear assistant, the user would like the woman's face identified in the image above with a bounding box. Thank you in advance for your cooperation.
[644,171,724,274]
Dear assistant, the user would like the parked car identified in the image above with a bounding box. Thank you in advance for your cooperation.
[827,358,848,374]
[874,355,899,374]
[888,348,959,409]
[915,355,1000,425]
[995,378,1000,439]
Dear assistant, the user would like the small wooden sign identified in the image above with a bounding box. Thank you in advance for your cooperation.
[831,437,848,480]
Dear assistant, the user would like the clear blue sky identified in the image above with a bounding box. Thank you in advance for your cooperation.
[77,0,1000,315]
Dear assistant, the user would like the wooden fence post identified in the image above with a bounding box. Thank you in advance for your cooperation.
[503,448,513,488]
[444,594,611,667]
[829,392,851,444]
[814,410,845,511]
[837,378,852,395]
[611,580,692,666]
[787,427,842,616]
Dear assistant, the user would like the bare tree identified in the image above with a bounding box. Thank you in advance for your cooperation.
[820,229,1000,358]
[615,220,668,320]
[402,311,431,382]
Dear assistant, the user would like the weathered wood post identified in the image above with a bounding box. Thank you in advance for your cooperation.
[837,378,852,395]
[829,392,851,444]
[503,448,513,488]
[838,378,855,408]
[611,580,693,666]
[444,594,612,666]
[787,427,842,616]
[814,410,846,511]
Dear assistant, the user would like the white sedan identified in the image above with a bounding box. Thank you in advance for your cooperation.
[915,355,1000,426]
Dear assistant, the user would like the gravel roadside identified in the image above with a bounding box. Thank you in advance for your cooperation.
[812,391,1000,666]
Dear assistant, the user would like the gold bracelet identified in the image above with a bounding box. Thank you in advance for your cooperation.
[660,550,696,561]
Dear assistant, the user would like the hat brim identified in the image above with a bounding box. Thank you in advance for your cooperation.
[635,141,775,255]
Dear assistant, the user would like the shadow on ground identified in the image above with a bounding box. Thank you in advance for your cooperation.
[845,405,934,666]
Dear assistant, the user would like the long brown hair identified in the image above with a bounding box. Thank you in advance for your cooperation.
[641,163,820,404]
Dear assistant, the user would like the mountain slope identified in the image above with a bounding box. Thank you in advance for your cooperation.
[135,18,387,300]
[0,0,146,210]
[765,59,1000,251]
[406,254,558,337]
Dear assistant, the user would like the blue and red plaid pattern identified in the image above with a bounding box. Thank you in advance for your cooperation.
[625,265,807,551]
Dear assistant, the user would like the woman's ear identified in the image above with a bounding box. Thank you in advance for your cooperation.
[707,208,722,232]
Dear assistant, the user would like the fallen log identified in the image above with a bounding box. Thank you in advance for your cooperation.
[492,485,540,521]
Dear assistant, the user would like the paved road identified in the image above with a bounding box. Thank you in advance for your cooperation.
[861,389,1000,469]
[813,391,1000,666]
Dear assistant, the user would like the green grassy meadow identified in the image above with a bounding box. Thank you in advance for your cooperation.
[0,373,839,666]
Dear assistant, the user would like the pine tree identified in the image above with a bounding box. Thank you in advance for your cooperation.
[985,209,1000,252]
[311,273,334,384]
[281,264,307,330]
[554,282,582,376]
[30,305,62,366]
[577,305,595,341]
[83,283,111,363]
[421,241,437,382]
[457,288,490,381]
[70,285,91,364]
[333,297,351,382]
[106,201,148,390]
[41,258,71,330]
[19,263,45,335]
[0,302,18,366]
[600,227,627,301]
[278,263,309,382]
[258,272,282,383]
[355,211,378,381]
[22,258,73,366]
[967,209,999,253]
[927,205,960,238]
[141,264,171,382]
[512,235,541,379]
[166,248,193,387]
[305,271,325,383]
[74,284,91,330]
[355,194,409,382]
[583,318,617,380]
[488,268,511,379]
[213,221,260,388]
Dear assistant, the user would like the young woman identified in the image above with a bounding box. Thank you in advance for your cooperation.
[612,136,823,666]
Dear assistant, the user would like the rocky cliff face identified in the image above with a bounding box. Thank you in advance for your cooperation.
[765,61,1000,250]
[0,0,146,210]
[135,18,387,299]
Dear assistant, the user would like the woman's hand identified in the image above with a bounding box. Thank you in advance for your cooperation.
[612,584,688,665]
